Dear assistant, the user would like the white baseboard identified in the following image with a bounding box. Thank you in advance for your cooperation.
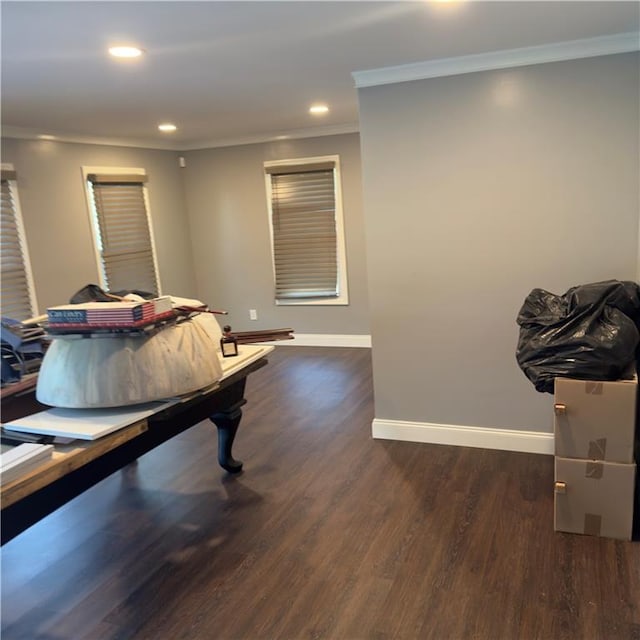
[372,418,554,455]
[263,334,371,348]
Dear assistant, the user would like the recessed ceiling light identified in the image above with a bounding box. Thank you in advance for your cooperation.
[309,104,329,115]
[108,46,144,58]
[429,0,466,9]
[158,123,177,132]
[37,134,56,140]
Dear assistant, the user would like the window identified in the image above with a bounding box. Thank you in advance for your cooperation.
[264,155,348,305]
[1,167,37,320]
[84,168,161,295]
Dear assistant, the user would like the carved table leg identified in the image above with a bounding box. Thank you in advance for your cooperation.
[210,399,247,473]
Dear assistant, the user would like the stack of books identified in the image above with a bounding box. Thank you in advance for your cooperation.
[46,297,174,333]
[1,318,48,383]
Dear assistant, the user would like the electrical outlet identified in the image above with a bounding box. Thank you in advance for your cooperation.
[249,309,257,321]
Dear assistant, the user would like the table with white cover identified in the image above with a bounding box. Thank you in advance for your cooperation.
[0,344,273,545]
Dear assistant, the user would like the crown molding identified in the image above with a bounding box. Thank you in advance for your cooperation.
[1,123,360,152]
[179,122,359,151]
[352,32,640,88]
[0,126,180,151]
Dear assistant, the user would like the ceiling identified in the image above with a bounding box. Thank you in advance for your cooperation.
[2,1,638,150]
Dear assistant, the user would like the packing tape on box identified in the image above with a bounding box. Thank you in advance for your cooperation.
[583,513,602,536]
[585,461,603,479]
[585,382,604,395]
[554,403,567,416]
[554,481,567,494]
[587,438,607,460]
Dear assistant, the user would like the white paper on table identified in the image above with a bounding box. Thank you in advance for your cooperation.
[0,443,54,485]
[219,344,274,380]
[2,401,176,440]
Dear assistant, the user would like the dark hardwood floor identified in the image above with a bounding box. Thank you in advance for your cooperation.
[2,346,639,640]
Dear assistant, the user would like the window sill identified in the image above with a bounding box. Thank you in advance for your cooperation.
[276,295,349,307]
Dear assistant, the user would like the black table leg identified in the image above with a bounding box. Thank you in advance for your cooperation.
[210,399,247,473]
[1,358,270,544]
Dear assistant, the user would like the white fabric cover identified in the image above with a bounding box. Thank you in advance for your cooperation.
[37,315,224,408]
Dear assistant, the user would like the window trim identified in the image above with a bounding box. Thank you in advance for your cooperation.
[264,155,349,306]
[82,166,162,295]
[1,163,39,319]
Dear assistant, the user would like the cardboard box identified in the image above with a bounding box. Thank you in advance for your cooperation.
[554,374,637,463]
[554,457,636,541]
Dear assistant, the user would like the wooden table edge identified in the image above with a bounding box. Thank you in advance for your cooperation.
[1,419,148,508]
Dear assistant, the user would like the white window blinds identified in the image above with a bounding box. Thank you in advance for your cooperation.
[267,161,338,300]
[87,173,160,295]
[1,170,35,321]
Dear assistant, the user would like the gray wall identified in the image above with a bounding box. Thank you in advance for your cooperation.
[182,133,370,334]
[358,53,639,432]
[1,138,197,312]
[1,133,370,336]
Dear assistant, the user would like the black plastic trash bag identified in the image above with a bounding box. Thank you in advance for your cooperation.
[516,280,640,393]
[69,284,155,304]
[69,284,115,303]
